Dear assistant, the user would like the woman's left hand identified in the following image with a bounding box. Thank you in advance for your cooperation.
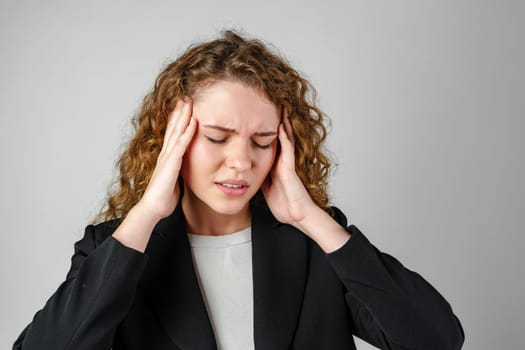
[262,111,316,228]
[263,110,351,252]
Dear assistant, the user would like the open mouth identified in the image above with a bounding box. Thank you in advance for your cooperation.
[215,181,249,196]
[219,183,245,189]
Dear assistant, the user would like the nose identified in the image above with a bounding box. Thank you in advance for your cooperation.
[225,141,252,172]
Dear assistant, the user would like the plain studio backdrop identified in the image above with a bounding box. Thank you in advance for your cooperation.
[1,1,523,349]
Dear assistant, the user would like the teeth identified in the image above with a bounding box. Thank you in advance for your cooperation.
[221,183,244,188]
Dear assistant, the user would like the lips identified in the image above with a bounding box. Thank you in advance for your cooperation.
[215,179,249,196]
[216,179,248,187]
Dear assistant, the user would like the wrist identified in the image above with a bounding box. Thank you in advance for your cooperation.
[112,202,162,253]
[294,205,351,253]
[133,199,167,224]
[292,203,325,232]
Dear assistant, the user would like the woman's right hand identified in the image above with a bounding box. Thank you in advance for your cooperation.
[137,98,197,221]
[113,98,195,252]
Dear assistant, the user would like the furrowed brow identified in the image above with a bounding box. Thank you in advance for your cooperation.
[202,125,235,133]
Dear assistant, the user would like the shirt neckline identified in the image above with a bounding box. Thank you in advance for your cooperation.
[187,227,252,248]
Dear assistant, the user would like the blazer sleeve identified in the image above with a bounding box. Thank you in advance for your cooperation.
[325,208,465,350]
[13,222,148,350]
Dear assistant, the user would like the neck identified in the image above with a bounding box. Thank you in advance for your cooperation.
[181,192,251,236]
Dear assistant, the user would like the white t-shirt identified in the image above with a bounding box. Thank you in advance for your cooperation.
[187,227,254,350]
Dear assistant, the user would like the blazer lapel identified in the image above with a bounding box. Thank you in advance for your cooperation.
[138,198,309,350]
[140,203,217,350]
[251,200,309,349]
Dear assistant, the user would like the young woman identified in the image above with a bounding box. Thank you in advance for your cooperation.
[14,31,464,350]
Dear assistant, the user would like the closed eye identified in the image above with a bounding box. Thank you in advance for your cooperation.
[252,141,272,150]
[206,136,272,150]
[206,137,226,144]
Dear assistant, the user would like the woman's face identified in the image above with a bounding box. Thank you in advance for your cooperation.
[181,80,280,217]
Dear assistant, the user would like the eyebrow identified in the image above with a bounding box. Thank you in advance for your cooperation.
[202,124,277,137]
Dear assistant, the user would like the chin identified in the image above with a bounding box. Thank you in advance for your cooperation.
[182,182,257,217]
[207,200,251,216]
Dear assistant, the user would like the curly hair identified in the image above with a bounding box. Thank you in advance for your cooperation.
[95,30,333,223]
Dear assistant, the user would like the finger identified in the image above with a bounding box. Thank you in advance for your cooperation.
[163,99,185,150]
[155,117,196,181]
[171,116,197,158]
[165,98,193,152]
[275,124,294,169]
[170,98,193,141]
[278,123,294,154]
[282,108,295,144]
[281,105,288,121]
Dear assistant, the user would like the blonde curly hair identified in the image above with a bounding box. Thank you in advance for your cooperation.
[95,30,333,223]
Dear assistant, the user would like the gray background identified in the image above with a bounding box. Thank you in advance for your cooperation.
[1,1,523,349]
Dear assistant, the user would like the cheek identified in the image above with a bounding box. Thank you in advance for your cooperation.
[182,141,206,179]
[182,140,221,173]
[258,148,277,175]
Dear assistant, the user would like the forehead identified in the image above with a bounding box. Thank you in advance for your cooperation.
[192,80,280,132]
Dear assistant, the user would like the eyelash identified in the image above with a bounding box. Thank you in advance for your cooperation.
[206,137,272,150]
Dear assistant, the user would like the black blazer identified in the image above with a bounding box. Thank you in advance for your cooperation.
[14,201,464,349]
